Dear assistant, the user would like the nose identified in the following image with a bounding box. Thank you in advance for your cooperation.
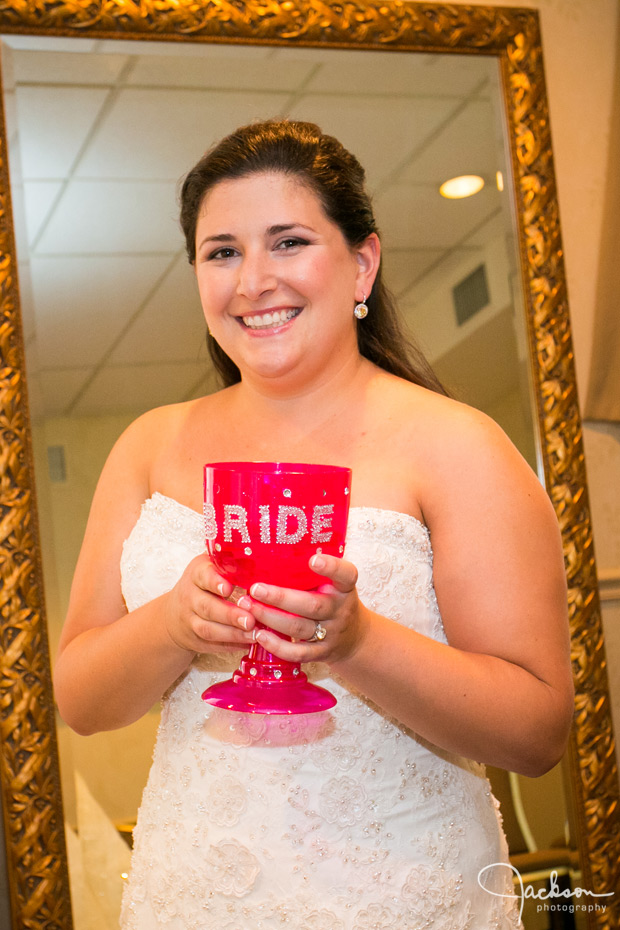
[236,250,277,301]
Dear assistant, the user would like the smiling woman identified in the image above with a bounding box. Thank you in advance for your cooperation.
[46,116,575,929]
[0,4,618,930]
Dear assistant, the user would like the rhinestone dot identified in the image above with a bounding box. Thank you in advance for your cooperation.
[244,547,252,555]
[249,667,258,677]
[215,543,221,551]
[293,668,299,677]
[274,669,282,680]
[283,488,292,498]
[344,487,350,495]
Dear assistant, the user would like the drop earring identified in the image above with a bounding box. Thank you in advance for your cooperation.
[354,296,369,320]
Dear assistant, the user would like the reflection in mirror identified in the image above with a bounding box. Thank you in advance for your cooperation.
[1,34,574,927]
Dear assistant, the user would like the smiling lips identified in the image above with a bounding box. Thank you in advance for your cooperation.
[240,307,302,330]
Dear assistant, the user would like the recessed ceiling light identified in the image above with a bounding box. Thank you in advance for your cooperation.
[439,175,485,199]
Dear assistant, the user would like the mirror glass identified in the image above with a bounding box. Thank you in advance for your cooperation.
[1,33,573,927]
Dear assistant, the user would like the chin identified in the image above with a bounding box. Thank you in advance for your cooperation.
[238,346,301,378]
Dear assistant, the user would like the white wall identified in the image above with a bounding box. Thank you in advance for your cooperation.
[33,414,160,826]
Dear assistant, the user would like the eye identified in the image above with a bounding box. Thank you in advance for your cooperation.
[275,237,309,251]
[207,246,238,261]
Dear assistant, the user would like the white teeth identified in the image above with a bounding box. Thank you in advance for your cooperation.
[242,308,300,329]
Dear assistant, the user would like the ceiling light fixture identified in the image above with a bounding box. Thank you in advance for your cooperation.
[439,175,485,199]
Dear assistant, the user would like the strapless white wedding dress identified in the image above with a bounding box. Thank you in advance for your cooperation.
[119,493,522,930]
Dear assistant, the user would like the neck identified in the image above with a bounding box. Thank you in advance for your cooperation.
[229,353,376,437]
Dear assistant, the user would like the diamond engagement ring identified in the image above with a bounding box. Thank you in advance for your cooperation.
[306,622,327,643]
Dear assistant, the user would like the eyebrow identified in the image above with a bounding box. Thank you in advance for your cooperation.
[198,233,235,246]
[197,222,315,250]
[267,223,314,235]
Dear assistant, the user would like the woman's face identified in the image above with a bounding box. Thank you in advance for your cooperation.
[193,171,379,390]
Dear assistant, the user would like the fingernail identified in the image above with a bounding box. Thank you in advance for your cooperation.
[237,595,252,610]
[250,583,267,598]
[238,615,251,630]
[217,583,227,596]
[311,554,325,570]
[256,630,268,644]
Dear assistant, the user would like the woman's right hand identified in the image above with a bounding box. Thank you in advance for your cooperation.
[163,554,257,654]
[55,552,257,734]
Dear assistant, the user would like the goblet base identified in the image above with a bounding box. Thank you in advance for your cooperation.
[202,670,336,715]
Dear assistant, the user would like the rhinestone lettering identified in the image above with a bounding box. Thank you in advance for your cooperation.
[223,505,251,543]
[311,504,334,543]
[259,505,271,544]
[204,503,217,540]
[276,506,308,545]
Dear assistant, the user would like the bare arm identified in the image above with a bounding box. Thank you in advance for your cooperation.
[53,409,256,735]
[244,408,574,775]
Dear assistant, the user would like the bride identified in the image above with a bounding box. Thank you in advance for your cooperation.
[54,119,574,929]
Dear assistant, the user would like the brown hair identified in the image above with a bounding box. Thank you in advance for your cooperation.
[180,119,447,394]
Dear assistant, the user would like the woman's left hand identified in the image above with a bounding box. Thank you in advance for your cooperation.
[236,553,367,664]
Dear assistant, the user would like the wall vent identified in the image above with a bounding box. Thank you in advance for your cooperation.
[47,445,67,483]
[452,264,490,326]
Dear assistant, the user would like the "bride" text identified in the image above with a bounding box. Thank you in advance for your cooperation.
[204,503,335,546]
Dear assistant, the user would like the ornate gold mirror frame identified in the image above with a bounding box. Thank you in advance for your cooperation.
[0,2,618,928]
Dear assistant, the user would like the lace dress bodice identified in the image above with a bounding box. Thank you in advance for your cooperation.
[120,493,522,930]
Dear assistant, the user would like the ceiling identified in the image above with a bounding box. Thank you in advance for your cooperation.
[1,35,519,421]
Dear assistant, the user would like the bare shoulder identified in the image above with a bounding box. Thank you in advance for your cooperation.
[371,372,552,526]
[416,394,547,518]
[104,397,212,481]
[377,374,512,452]
[82,398,205,532]
[398,390,559,566]
[109,399,198,456]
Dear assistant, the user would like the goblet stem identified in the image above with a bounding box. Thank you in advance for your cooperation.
[241,625,303,684]
[202,625,336,714]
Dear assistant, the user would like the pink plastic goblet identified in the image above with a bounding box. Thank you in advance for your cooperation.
[201,462,352,714]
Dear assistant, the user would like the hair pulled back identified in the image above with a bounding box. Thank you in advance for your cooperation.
[180,119,446,395]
